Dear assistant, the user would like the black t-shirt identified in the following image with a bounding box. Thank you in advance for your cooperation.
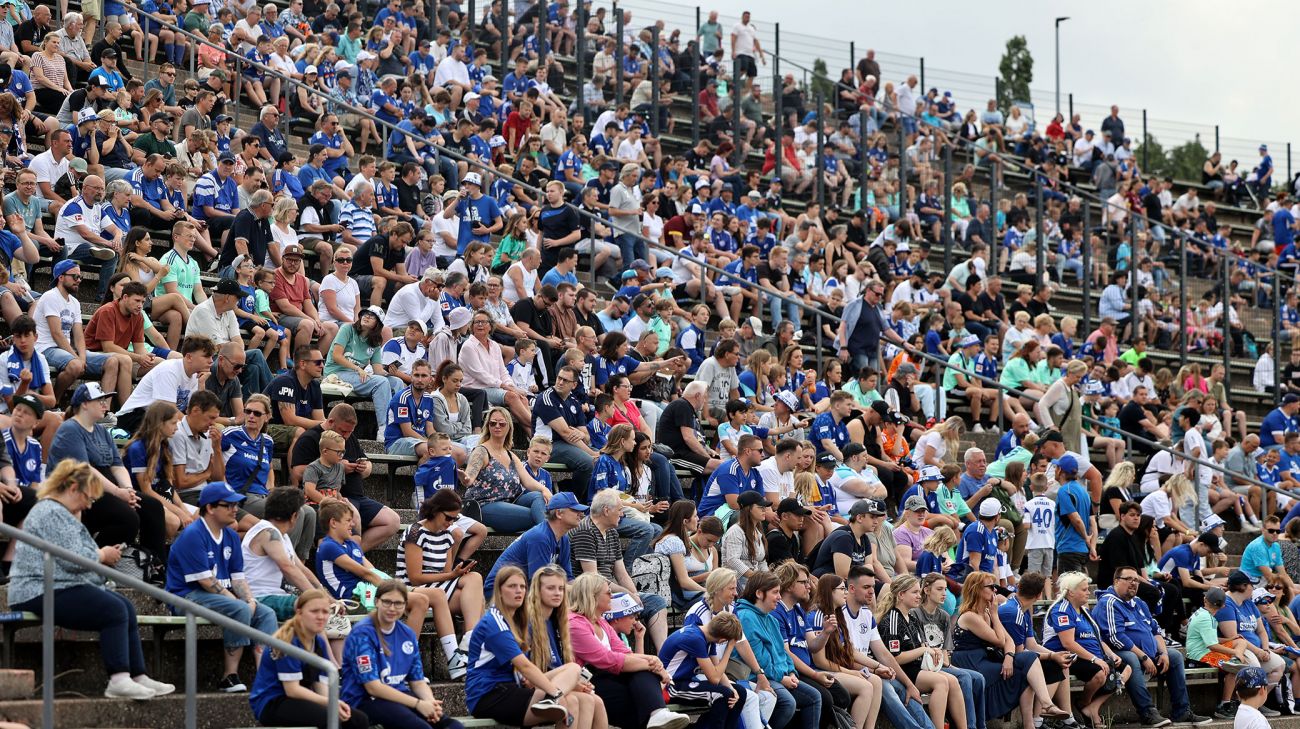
[511,297,553,337]
[1143,192,1163,222]
[291,424,365,498]
[352,235,404,278]
[266,373,323,425]
[221,210,272,268]
[955,291,985,319]
[14,20,47,54]
[205,370,243,419]
[395,178,422,215]
[878,607,925,680]
[1284,363,1300,392]
[765,528,802,566]
[584,178,613,207]
[811,525,872,577]
[757,263,789,291]
[1099,484,1134,518]
[538,203,580,242]
[1026,299,1051,320]
[1097,527,1147,590]
[1059,210,1084,239]
[978,292,1005,322]
[655,398,699,454]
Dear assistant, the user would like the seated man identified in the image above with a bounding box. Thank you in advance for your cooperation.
[33,260,128,405]
[384,359,435,463]
[165,481,278,694]
[239,486,324,620]
[114,335,216,433]
[571,488,668,646]
[264,347,326,456]
[167,390,226,506]
[483,492,585,597]
[271,244,337,353]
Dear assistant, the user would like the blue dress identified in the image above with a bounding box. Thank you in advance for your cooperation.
[950,618,1037,718]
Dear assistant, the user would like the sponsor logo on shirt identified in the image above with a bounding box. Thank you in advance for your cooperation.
[356,655,371,673]
[888,639,900,652]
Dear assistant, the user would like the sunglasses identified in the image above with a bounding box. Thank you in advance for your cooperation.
[335,257,353,263]
[1268,528,1284,534]
[214,501,239,509]
[243,408,264,416]
[229,363,246,372]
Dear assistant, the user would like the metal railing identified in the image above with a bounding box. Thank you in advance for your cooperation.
[0,520,340,729]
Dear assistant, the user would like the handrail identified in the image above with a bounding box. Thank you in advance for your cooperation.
[117,5,835,340]
[0,519,341,729]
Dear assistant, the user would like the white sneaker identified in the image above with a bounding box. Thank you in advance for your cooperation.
[647,707,692,729]
[1242,522,1262,533]
[88,243,116,261]
[530,697,569,724]
[105,677,155,700]
[134,675,174,696]
[972,424,985,433]
[447,649,468,680]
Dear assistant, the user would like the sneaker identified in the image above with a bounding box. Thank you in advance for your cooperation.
[133,676,174,696]
[1242,522,1262,533]
[647,708,692,729]
[1213,702,1237,719]
[97,413,118,428]
[1170,713,1212,726]
[447,649,468,680]
[972,424,985,433]
[88,243,116,261]
[1141,711,1172,727]
[105,677,155,700]
[1260,706,1281,718]
[529,697,569,724]
[217,674,247,693]
[1220,658,1247,674]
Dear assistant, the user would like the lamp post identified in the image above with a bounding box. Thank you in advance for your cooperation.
[1055,16,1070,116]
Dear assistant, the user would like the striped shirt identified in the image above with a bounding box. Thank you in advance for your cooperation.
[569,517,622,581]
[338,201,378,241]
[395,522,456,590]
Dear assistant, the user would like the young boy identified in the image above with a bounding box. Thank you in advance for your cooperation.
[1022,473,1057,598]
[1233,667,1272,729]
[658,611,747,729]
[505,339,540,398]
[252,269,290,373]
[1184,587,1251,719]
[587,393,612,450]
[522,436,555,497]
[717,399,765,457]
[302,430,367,533]
[2,314,60,452]
[412,432,457,509]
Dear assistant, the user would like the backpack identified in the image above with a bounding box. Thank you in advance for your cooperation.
[630,552,672,604]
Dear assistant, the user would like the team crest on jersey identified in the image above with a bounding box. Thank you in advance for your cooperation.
[1056,614,1070,626]
[356,655,372,672]
[402,640,415,655]
[223,547,232,560]
[859,623,868,634]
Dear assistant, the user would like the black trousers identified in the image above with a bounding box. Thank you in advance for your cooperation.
[83,490,168,558]
[592,670,667,729]
[258,696,370,729]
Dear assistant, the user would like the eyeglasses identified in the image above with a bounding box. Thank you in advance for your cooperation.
[323,446,345,454]
[1114,575,1138,583]
[488,420,509,428]
[214,501,239,509]
[243,408,264,417]
[833,585,848,592]
[377,598,407,609]
[1269,584,1285,590]
[308,358,325,365]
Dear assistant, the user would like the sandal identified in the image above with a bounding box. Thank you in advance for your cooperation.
[1042,705,1072,720]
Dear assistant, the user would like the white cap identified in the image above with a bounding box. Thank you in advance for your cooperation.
[464,92,480,102]
[978,497,1003,519]
[304,65,318,74]
[462,172,482,187]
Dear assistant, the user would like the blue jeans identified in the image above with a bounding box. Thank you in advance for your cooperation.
[944,666,986,729]
[1119,648,1190,718]
[238,349,272,399]
[333,369,394,429]
[649,451,686,501]
[614,233,649,271]
[13,585,146,676]
[184,589,277,649]
[880,678,935,729]
[767,292,801,331]
[617,515,662,564]
[67,243,118,300]
[768,679,821,729]
[478,490,546,532]
[550,440,595,501]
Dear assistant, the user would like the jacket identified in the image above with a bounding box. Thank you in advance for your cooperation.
[1091,587,1161,657]
[735,598,794,680]
[567,613,631,674]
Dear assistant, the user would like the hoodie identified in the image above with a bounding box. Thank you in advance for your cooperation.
[735,598,795,680]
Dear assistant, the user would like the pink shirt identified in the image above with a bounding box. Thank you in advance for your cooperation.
[567,613,630,674]
[457,335,511,390]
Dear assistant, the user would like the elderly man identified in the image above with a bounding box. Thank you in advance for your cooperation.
[839,278,911,374]
[607,163,646,274]
[339,181,379,250]
[16,5,53,56]
[572,488,668,645]
[53,174,119,299]
[249,105,291,165]
[382,268,445,336]
[655,380,724,477]
[206,343,247,427]
[185,278,274,396]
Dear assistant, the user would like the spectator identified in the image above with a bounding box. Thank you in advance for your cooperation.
[812,499,890,581]
[322,306,393,432]
[186,279,274,397]
[463,406,553,534]
[273,242,337,353]
[265,346,326,455]
[736,571,822,729]
[239,486,323,621]
[1042,571,1130,727]
[115,334,216,432]
[534,363,597,498]
[458,309,533,427]
[482,491,586,597]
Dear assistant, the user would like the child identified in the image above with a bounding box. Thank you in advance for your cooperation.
[253,269,290,373]
[412,432,458,510]
[1022,473,1057,599]
[314,500,432,635]
[522,436,555,496]
[586,393,613,450]
[232,256,285,369]
[301,430,368,530]
[1183,588,1251,719]
[717,399,761,457]
[677,304,711,374]
[505,339,540,398]
[657,611,748,729]
[936,464,973,526]
[995,527,1015,589]
[1232,667,1272,729]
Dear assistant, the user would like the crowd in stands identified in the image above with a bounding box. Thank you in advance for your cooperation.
[2,0,1300,728]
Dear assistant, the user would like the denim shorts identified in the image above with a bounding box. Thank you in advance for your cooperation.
[43,347,112,376]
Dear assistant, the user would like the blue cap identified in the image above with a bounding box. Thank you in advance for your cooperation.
[655,267,674,278]
[1237,666,1269,689]
[70,382,115,407]
[546,492,589,512]
[52,259,79,279]
[1052,454,1079,474]
[198,481,246,507]
[621,270,638,280]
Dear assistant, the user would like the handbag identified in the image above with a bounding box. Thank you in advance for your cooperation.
[114,546,165,585]
[324,600,358,640]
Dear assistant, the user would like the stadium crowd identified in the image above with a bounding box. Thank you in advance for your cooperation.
[0,0,1299,728]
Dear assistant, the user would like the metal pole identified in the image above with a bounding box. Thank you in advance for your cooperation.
[575,7,585,122]
[943,145,953,273]
[1082,200,1092,336]
[467,0,475,31]
[1142,109,1148,171]
[919,57,925,95]
[42,554,52,729]
[1215,125,1220,154]
[691,41,700,145]
[614,3,623,106]
[774,73,783,183]
[1054,19,1060,116]
[185,614,196,729]
[989,166,999,274]
[1035,180,1045,283]
[1129,217,1139,345]
[650,25,661,137]
[859,108,869,210]
[1290,143,1294,185]
[898,121,908,215]
[1179,238,1188,370]
[773,22,780,77]
[1222,255,1232,387]
[815,87,825,209]
[1275,269,1284,406]
[499,0,509,72]
[732,57,742,167]
[815,312,824,375]
[1068,93,1073,123]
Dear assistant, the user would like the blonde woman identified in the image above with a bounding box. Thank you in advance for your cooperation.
[1141,473,1197,553]
[525,566,608,729]
[462,406,552,533]
[1099,461,1138,531]
[914,416,964,468]
[1041,572,1130,728]
[877,575,968,729]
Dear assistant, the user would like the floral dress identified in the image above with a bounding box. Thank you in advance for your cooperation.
[463,447,524,505]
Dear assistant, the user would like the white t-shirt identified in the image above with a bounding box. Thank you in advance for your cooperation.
[433,57,470,88]
[756,457,793,500]
[1140,450,1180,495]
[914,431,946,464]
[839,603,879,654]
[269,224,298,268]
[33,289,80,353]
[616,138,644,162]
[344,173,376,198]
[1140,489,1174,528]
[28,150,68,188]
[1235,703,1270,729]
[319,274,360,324]
[117,359,200,416]
[730,21,759,57]
[502,262,535,305]
[428,213,460,258]
[382,281,443,331]
[1183,427,1211,486]
[1022,495,1056,550]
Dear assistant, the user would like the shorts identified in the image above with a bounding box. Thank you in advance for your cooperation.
[386,436,425,457]
[278,315,307,334]
[669,448,710,476]
[338,112,360,128]
[42,347,113,376]
[80,0,102,18]
[1069,657,1113,691]
[639,592,668,621]
[265,423,299,451]
[346,496,386,530]
[1157,524,1175,545]
[1196,650,1236,668]
[1025,547,1054,577]
[735,54,758,78]
[1041,657,1066,684]
[469,682,533,726]
[1056,551,1089,575]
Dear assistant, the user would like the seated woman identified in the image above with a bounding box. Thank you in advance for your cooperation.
[341,580,463,729]
[430,362,478,465]
[466,565,603,728]
[810,574,883,729]
[248,589,369,729]
[877,574,968,729]
[123,401,192,539]
[8,460,174,700]
[1040,572,1129,729]
[652,502,722,609]
[567,573,690,729]
[396,489,486,681]
[462,407,552,533]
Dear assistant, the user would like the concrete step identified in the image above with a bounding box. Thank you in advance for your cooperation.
[0,669,32,701]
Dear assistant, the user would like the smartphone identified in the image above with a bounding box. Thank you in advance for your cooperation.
[456,558,477,570]
[579,667,593,683]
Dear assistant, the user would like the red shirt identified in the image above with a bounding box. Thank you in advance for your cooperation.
[502,111,534,151]
[271,268,310,315]
[84,301,144,352]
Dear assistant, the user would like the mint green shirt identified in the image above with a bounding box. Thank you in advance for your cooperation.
[1000,357,1033,388]
[157,249,201,303]
[1184,607,1220,662]
[324,323,383,376]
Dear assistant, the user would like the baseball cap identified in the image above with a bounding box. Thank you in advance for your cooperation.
[11,393,43,418]
[304,65,318,74]
[464,91,480,102]
[815,453,838,468]
[214,114,233,124]
[1199,514,1226,532]
[1284,393,1300,405]
[100,48,118,58]
[213,278,242,296]
[777,498,811,516]
[281,243,304,258]
[68,158,87,174]
[774,390,801,412]
[441,190,461,203]
[978,497,1003,519]
[917,465,943,483]
[620,270,638,280]
[694,178,710,190]
[462,172,483,187]
[1260,144,1269,152]
[1253,587,1276,605]
[958,334,981,348]
[849,499,886,517]
[1037,431,1065,446]
[89,76,110,89]
[654,267,673,279]
[546,492,589,512]
[1227,570,1253,588]
[52,259,80,279]
[747,190,761,200]
[1237,666,1269,689]
[1197,532,1224,554]
[903,495,928,512]
[218,151,237,163]
[71,383,116,407]
[631,259,651,272]
[198,481,246,507]
[744,316,764,336]
[1051,454,1079,474]
[737,490,767,508]
[1204,587,1227,606]
[687,203,705,215]
[1082,380,1104,395]
[76,108,98,125]
[603,592,640,621]
[356,50,376,61]
[362,305,386,320]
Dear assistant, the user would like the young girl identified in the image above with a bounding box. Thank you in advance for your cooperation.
[526,566,608,729]
[249,589,369,729]
[915,526,962,596]
[810,574,883,729]
[123,401,192,539]
[233,256,289,371]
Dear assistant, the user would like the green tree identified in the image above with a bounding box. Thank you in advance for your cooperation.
[811,58,835,110]
[997,36,1033,111]
[1133,134,1170,176]
[1167,137,1210,181]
